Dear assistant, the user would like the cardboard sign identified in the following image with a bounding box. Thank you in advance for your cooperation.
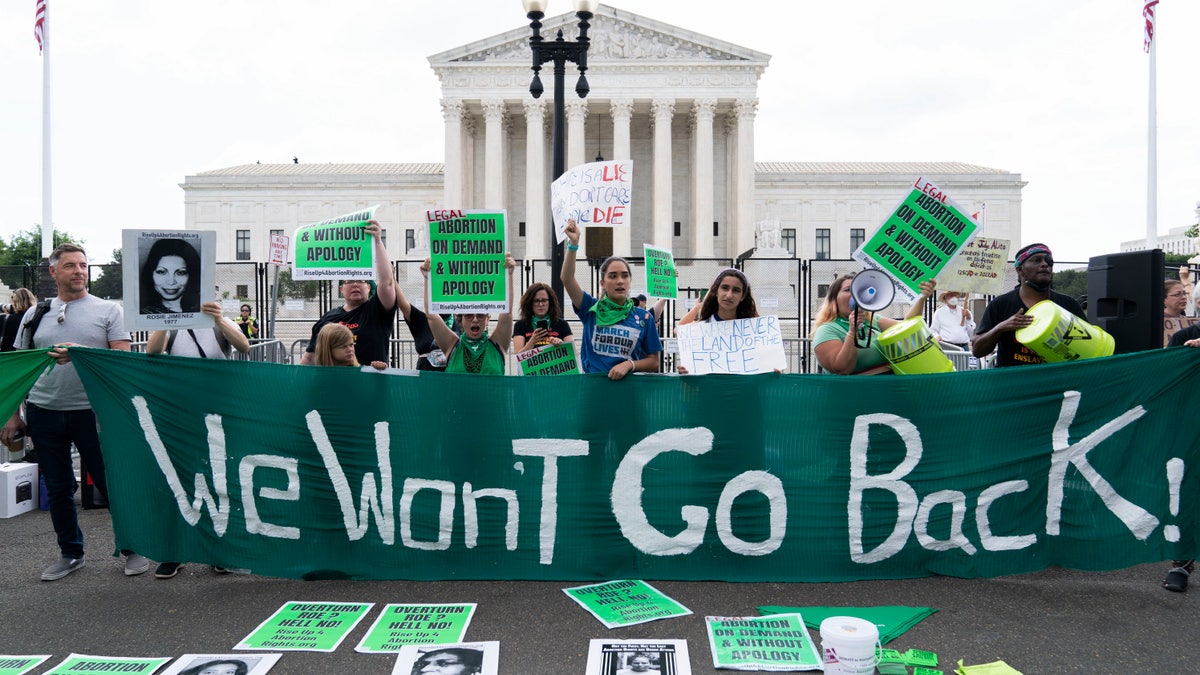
[852,177,978,302]
[551,160,633,242]
[643,244,677,299]
[676,316,787,375]
[938,237,1010,295]
[292,206,378,280]
[122,229,217,331]
[426,210,508,313]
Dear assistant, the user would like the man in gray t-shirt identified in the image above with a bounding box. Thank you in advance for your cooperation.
[0,243,147,581]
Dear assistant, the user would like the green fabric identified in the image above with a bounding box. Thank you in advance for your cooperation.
[812,316,890,374]
[446,335,504,375]
[757,605,937,645]
[0,350,55,421]
[589,296,633,326]
[65,346,1200,581]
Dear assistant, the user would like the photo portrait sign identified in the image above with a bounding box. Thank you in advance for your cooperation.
[676,316,787,375]
[292,205,378,280]
[585,640,692,675]
[159,654,282,675]
[852,177,978,303]
[551,160,633,243]
[394,642,500,675]
[426,209,509,313]
[643,244,677,299]
[939,236,1011,295]
[121,229,216,331]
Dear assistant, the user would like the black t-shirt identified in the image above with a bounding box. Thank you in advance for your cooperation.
[512,316,573,349]
[1168,323,1200,347]
[976,286,1086,367]
[0,312,20,352]
[305,294,397,364]
[406,305,445,372]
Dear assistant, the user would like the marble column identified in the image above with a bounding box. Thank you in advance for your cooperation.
[734,98,758,257]
[482,99,506,210]
[440,99,465,208]
[566,99,588,249]
[651,98,675,249]
[610,98,634,257]
[691,99,717,257]
[524,99,548,261]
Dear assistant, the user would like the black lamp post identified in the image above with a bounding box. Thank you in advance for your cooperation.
[523,0,597,306]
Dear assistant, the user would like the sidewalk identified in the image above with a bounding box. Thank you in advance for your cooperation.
[1,505,1196,674]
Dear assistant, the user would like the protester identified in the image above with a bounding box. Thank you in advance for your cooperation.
[634,293,667,325]
[1,288,37,352]
[411,647,483,675]
[420,254,515,375]
[677,267,757,325]
[972,243,1085,367]
[1162,279,1193,347]
[929,290,975,351]
[561,219,662,379]
[300,220,396,366]
[512,282,573,354]
[139,238,202,314]
[811,274,933,375]
[145,301,250,579]
[234,303,259,339]
[0,243,149,580]
[309,323,387,370]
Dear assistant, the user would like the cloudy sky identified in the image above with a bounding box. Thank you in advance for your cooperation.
[2,0,1196,265]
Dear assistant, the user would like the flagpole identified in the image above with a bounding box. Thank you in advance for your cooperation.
[1145,3,1158,250]
[41,0,53,259]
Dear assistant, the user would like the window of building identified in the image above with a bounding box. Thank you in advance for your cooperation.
[782,228,796,257]
[850,228,865,252]
[380,228,387,246]
[236,230,250,261]
[674,221,681,237]
[519,221,526,237]
[815,228,830,260]
[405,229,416,254]
[269,229,283,239]
[236,284,248,298]
[817,283,830,299]
[713,221,719,236]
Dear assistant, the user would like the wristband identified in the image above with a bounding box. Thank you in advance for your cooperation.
[567,244,579,251]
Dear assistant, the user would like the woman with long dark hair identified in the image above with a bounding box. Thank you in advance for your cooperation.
[512,282,573,354]
[139,238,201,314]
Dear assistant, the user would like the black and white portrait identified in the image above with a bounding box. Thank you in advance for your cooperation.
[159,653,280,675]
[122,229,216,331]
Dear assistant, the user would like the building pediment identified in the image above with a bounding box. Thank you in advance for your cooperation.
[428,4,770,68]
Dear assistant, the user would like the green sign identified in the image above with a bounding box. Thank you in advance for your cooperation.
[235,601,373,652]
[853,177,977,302]
[355,603,475,653]
[705,614,821,671]
[563,580,692,628]
[426,209,508,313]
[516,342,579,376]
[55,347,1200,582]
[43,655,169,675]
[292,206,378,280]
[0,656,49,675]
[643,244,677,299]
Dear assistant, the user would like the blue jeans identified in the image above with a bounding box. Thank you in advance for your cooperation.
[25,402,108,559]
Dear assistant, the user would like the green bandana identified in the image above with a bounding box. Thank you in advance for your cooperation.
[589,296,634,327]
[460,332,490,374]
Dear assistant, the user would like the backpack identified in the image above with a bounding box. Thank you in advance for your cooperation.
[17,299,54,348]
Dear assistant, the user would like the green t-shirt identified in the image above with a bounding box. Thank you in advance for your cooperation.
[446,338,506,375]
[812,316,891,375]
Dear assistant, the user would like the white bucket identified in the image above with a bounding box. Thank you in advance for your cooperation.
[820,616,880,675]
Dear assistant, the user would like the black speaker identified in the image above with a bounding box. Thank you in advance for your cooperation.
[1086,249,1164,354]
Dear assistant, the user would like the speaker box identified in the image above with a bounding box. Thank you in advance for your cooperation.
[1086,249,1164,354]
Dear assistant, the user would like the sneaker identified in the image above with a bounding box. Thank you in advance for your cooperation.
[124,553,150,576]
[212,566,230,574]
[154,562,183,579]
[42,557,85,581]
[1164,560,1195,592]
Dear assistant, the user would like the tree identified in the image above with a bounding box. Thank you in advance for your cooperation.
[88,248,124,299]
[0,227,85,289]
[1186,224,1198,239]
[275,267,320,302]
[1052,268,1087,302]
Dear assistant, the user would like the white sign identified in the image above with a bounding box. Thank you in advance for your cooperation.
[269,233,290,266]
[676,316,787,375]
[121,229,217,331]
[551,160,633,243]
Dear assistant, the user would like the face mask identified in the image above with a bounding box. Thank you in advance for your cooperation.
[946,298,958,308]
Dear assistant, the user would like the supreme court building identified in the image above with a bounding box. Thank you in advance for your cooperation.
[182,5,1024,268]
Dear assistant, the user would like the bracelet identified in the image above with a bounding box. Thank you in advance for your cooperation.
[567,244,579,251]
[627,358,636,371]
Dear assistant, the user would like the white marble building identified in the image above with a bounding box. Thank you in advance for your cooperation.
[182,6,1024,265]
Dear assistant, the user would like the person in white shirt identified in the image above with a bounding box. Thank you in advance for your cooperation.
[929,291,975,351]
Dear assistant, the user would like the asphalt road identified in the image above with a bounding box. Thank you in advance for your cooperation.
[1,505,1197,674]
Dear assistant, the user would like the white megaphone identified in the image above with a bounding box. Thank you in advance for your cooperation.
[848,270,896,347]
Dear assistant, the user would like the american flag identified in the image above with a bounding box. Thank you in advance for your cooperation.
[35,0,46,53]
[1143,1,1159,53]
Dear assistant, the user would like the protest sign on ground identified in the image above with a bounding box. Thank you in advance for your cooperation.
[584,639,691,675]
[675,316,786,374]
[0,655,50,675]
[705,614,820,671]
[43,654,170,675]
[426,210,508,313]
[122,229,216,331]
[356,603,476,653]
[563,580,692,629]
[292,206,378,280]
[159,654,281,675]
[551,160,633,242]
[643,244,677,299]
[235,601,373,652]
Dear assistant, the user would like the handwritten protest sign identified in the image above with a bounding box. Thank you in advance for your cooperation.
[551,160,633,242]
[643,244,677,299]
[939,237,1010,295]
[563,580,692,629]
[42,655,170,675]
[122,229,216,332]
[426,209,508,313]
[355,603,475,653]
[852,177,978,302]
[516,342,579,376]
[705,614,820,671]
[293,206,378,280]
[235,601,373,652]
[676,316,786,375]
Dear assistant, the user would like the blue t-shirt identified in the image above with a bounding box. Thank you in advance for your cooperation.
[575,293,662,374]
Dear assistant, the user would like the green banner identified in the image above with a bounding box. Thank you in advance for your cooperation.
[355,603,475,653]
[705,614,821,671]
[235,601,373,652]
[292,206,377,280]
[0,350,54,422]
[643,243,677,299]
[67,347,1200,582]
[426,210,508,313]
[516,342,579,376]
[853,177,977,302]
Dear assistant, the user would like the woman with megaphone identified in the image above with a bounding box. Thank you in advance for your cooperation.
[811,273,934,375]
